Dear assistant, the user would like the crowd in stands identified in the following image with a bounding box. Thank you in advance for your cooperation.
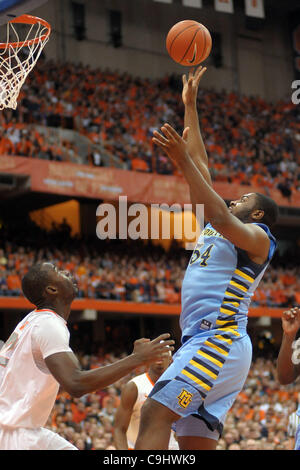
[0,59,299,198]
[1,215,300,450]
[0,217,299,308]
[1,245,300,308]
[0,55,299,451]
[0,121,82,163]
[216,356,299,450]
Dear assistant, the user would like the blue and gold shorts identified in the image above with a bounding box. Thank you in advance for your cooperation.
[149,329,252,439]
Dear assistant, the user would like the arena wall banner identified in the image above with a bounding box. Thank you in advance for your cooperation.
[182,0,202,7]
[0,156,300,208]
[214,0,234,14]
[244,0,265,19]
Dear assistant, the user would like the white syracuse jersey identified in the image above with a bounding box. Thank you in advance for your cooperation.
[127,372,179,450]
[0,308,72,429]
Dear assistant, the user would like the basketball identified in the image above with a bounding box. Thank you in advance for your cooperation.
[166,20,212,66]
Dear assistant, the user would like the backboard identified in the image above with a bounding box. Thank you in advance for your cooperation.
[0,0,48,25]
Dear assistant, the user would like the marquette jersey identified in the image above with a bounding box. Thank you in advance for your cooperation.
[0,309,72,429]
[180,222,276,341]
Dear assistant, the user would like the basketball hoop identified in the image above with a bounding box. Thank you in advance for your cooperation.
[0,14,51,110]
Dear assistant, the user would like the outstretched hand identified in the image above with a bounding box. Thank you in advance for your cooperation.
[182,65,207,106]
[282,307,300,338]
[152,123,190,167]
[132,333,175,366]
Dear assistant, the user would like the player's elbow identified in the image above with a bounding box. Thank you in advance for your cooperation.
[68,387,86,398]
[61,382,85,398]
[59,373,88,398]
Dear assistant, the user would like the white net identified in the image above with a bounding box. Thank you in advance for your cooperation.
[0,15,50,110]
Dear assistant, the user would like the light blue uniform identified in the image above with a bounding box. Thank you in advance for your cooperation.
[149,222,277,439]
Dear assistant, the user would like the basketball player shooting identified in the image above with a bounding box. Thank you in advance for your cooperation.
[0,262,174,450]
[135,66,278,450]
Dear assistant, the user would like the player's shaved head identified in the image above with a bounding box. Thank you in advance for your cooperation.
[22,263,54,307]
[22,262,78,308]
[254,193,279,228]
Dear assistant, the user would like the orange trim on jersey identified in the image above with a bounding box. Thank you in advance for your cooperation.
[34,308,67,323]
[146,372,155,388]
[19,321,29,330]
[35,308,58,314]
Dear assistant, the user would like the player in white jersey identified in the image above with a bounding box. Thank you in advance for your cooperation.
[114,353,178,450]
[277,307,300,450]
[0,262,174,450]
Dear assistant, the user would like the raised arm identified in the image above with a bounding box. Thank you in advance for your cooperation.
[45,334,174,398]
[182,67,212,213]
[152,124,270,262]
[114,381,138,449]
[182,66,211,185]
[277,308,300,385]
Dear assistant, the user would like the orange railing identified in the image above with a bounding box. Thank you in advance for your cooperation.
[0,296,284,318]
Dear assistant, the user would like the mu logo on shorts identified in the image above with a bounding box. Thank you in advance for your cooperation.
[177,389,193,408]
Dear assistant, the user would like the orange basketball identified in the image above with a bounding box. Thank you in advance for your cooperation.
[166,20,212,66]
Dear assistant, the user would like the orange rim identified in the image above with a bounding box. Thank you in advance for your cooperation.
[0,14,51,50]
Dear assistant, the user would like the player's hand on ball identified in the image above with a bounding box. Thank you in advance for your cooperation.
[132,333,174,366]
[152,123,190,166]
[282,307,300,338]
[182,65,207,106]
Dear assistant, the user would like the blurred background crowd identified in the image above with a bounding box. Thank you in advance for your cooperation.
[0,216,299,309]
[0,217,299,450]
[43,350,300,451]
[0,59,299,200]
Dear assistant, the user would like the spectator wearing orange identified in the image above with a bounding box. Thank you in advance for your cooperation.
[71,400,88,424]
[6,270,22,295]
